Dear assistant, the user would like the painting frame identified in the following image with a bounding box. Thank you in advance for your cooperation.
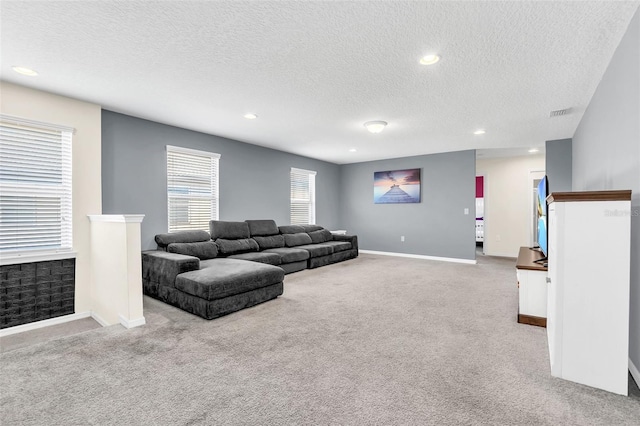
[373,168,421,204]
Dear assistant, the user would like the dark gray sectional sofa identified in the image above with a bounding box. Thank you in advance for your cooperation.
[142,220,358,320]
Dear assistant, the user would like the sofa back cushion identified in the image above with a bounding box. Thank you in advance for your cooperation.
[308,229,333,244]
[155,230,211,249]
[167,241,219,260]
[301,224,324,233]
[246,219,279,237]
[284,232,313,247]
[278,225,306,234]
[216,238,260,255]
[253,235,285,250]
[210,220,250,240]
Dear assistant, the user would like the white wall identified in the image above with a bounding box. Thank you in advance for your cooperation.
[0,82,102,313]
[571,8,640,382]
[476,155,545,257]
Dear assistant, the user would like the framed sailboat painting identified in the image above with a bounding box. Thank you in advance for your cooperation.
[373,169,421,204]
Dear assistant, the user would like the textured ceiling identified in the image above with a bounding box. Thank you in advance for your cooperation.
[1,1,638,164]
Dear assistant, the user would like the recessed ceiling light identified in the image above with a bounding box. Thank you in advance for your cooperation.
[528,148,539,153]
[244,113,257,120]
[12,66,38,77]
[364,121,387,134]
[349,148,357,152]
[419,54,440,65]
[473,129,486,135]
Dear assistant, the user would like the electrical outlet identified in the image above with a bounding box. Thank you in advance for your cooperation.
[464,208,469,215]
[401,236,405,242]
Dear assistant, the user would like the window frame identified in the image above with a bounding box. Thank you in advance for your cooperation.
[290,167,317,225]
[0,114,74,261]
[166,145,220,233]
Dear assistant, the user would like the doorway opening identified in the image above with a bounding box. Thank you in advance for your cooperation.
[530,170,545,248]
[476,175,484,256]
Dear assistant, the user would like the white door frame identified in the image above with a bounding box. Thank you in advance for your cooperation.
[476,174,486,255]
[529,169,546,247]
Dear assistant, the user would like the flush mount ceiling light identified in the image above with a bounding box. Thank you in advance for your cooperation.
[419,54,440,65]
[243,113,257,120]
[12,66,38,76]
[349,148,357,152]
[528,148,540,153]
[473,129,486,135]
[364,121,387,134]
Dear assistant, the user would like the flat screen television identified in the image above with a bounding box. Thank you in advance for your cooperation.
[536,176,549,259]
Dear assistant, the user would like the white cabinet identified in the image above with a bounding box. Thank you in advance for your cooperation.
[516,247,547,327]
[546,191,631,395]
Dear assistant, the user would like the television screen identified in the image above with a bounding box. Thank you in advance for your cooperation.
[537,176,549,257]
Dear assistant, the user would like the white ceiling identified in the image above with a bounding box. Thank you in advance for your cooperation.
[1,1,638,164]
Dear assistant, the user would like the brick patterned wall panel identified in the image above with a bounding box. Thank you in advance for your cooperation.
[0,258,75,329]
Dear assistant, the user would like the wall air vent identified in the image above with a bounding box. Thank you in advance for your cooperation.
[550,108,571,117]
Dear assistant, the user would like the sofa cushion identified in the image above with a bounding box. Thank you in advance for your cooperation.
[295,244,334,258]
[332,234,359,251]
[142,251,200,288]
[301,225,324,232]
[199,259,221,269]
[155,230,211,248]
[284,232,313,247]
[253,235,285,250]
[308,229,332,244]
[216,238,259,255]
[278,225,306,234]
[228,252,281,266]
[322,241,352,253]
[246,219,279,237]
[210,220,250,240]
[262,247,310,263]
[167,241,218,260]
[175,258,284,301]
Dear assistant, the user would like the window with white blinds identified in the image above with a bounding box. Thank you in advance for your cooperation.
[290,167,316,225]
[0,115,73,254]
[167,146,220,233]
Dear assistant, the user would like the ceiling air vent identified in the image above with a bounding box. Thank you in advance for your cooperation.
[550,108,571,117]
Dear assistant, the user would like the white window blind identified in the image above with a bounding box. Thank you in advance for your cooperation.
[290,167,316,225]
[0,115,73,254]
[167,146,220,233]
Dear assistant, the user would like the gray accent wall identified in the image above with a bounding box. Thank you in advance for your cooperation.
[339,150,476,260]
[572,9,640,377]
[102,111,340,250]
[545,138,572,192]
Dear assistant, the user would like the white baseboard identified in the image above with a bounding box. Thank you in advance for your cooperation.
[0,310,147,337]
[119,315,146,329]
[360,250,477,265]
[90,311,110,327]
[0,311,91,338]
[481,250,518,258]
[630,358,640,387]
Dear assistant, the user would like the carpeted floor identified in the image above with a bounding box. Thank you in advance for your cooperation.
[1,253,639,425]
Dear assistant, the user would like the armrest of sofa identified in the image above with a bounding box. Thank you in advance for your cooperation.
[142,250,200,288]
[331,234,358,251]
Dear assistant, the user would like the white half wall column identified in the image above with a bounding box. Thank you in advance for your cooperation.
[88,214,145,329]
